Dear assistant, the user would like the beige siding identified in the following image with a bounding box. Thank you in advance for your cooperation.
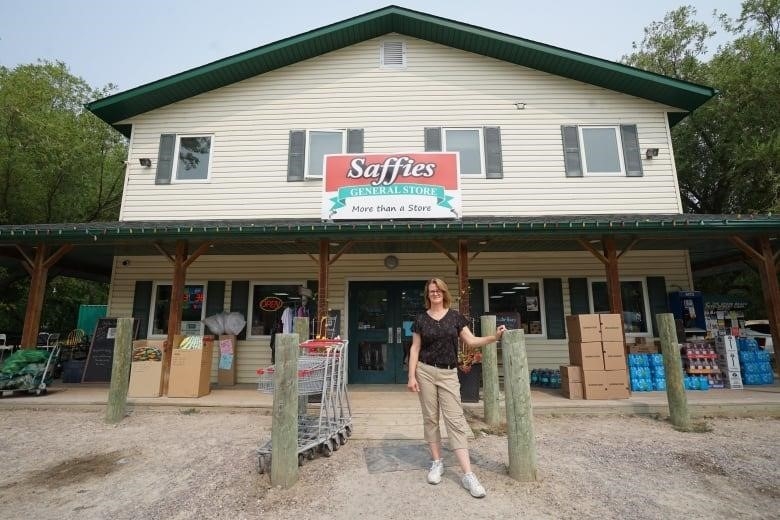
[109,250,692,382]
[119,36,683,221]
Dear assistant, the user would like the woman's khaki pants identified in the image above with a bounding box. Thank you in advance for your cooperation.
[415,362,470,451]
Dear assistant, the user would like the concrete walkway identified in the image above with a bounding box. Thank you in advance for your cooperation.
[1,382,779,440]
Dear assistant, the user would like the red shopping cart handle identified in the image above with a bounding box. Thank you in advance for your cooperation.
[300,339,342,347]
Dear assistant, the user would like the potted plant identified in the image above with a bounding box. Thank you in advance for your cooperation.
[457,343,483,402]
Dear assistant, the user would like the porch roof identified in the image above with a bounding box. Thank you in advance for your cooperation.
[0,214,777,281]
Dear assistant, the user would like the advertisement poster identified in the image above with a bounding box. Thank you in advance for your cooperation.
[322,152,461,220]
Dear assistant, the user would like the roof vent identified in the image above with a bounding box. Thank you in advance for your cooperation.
[381,41,406,68]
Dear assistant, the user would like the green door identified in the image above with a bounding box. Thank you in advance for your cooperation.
[349,281,425,384]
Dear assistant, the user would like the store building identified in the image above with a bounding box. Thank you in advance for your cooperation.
[2,6,778,388]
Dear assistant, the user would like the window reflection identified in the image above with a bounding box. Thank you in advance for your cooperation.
[591,280,648,333]
[486,282,543,335]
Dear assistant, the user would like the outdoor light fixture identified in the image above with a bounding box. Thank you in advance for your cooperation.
[139,158,152,167]
[514,102,526,110]
[645,148,659,159]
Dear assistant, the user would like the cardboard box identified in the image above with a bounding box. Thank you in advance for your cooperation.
[566,315,602,343]
[582,369,629,399]
[560,365,582,383]
[602,341,627,370]
[217,334,237,386]
[128,340,165,398]
[569,340,604,371]
[168,336,214,398]
[599,314,624,341]
[629,343,659,354]
[561,381,584,399]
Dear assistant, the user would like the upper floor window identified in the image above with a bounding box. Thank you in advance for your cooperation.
[424,126,503,179]
[306,130,345,179]
[561,124,643,178]
[154,133,213,185]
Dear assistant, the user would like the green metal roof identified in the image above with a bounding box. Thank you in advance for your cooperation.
[86,5,715,136]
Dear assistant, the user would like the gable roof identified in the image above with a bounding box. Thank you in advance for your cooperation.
[86,5,715,137]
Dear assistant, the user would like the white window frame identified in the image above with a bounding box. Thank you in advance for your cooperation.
[171,134,214,183]
[304,130,346,180]
[148,281,208,338]
[577,125,626,176]
[442,127,485,176]
[587,277,653,337]
[483,278,546,337]
[247,281,307,338]
[380,40,407,69]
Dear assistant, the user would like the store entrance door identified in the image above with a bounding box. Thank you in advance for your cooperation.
[348,281,425,384]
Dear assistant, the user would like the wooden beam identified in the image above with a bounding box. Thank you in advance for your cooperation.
[730,236,763,264]
[757,236,780,355]
[42,244,74,270]
[317,239,329,336]
[14,245,34,272]
[602,236,623,317]
[154,242,175,264]
[20,245,48,347]
[458,240,470,316]
[470,239,491,261]
[329,241,354,266]
[431,240,457,264]
[183,241,213,269]
[576,238,608,266]
[163,240,187,395]
[616,236,640,260]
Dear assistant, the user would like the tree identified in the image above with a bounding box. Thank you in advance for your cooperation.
[0,62,126,336]
[623,1,780,214]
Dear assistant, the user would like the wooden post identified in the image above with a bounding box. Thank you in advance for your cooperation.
[501,328,537,481]
[480,315,500,427]
[317,239,329,332]
[294,317,309,416]
[163,240,187,395]
[271,333,299,488]
[657,313,691,430]
[758,237,780,354]
[458,240,470,315]
[19,243,72,347]
[105,318,133,424]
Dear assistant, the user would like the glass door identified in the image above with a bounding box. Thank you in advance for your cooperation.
[349,281,424,384]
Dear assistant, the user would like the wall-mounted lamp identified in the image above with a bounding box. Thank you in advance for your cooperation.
[139,158,152,167]
[645,148,659,159]
[121,259,130,266]
[514,102,526,110]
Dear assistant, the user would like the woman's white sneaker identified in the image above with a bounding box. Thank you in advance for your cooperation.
[427,459,444,484]
[462,472,486,498]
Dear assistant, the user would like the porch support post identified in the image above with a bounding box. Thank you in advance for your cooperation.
[163,240,188,395]
[458,240,470,316]
[602,236,623,318]
[317,239,329,337]
[19,243,74,347]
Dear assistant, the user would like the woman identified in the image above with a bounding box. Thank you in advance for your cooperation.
[407,277,506,498]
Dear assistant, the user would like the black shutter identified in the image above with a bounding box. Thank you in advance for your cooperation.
[230,281,250,340]
[543,278,566,339]
[483,126,503,179]
[424,127,442,151]
[346,128,364,153]
[204,281,225,334]
[131,281,153,340]
[468,279,484,336]
[568,278,591,315]
[287,130,306,182]
[620,124,643,177]
[561,125,582,177]
[646,276,668,337]
[155,134,176,185]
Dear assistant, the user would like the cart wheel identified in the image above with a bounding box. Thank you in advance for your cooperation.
[331,437,340,451]
[306,449,315,460]
[321,442,333,457]
[257,455,267,474]
[338,432,347,445]
[298,453,304,466]
[345,425,353,437]
[38,382,47,390]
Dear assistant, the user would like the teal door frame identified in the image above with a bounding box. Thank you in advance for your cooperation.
[348,280,424,384]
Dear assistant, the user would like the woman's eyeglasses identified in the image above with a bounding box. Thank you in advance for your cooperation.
[428,290,442,295]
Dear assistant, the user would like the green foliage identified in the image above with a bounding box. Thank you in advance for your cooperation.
[623,1,780,214]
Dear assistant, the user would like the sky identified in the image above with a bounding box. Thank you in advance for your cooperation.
[1,0,744,94]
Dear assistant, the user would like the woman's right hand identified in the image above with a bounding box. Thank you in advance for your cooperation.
[407,377,419,392]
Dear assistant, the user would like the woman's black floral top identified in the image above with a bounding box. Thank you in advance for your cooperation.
[412,309,469,366]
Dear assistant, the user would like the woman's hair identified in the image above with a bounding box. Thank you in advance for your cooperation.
[424,277,452,309]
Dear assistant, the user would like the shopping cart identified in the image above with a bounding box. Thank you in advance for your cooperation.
[256,339,351,473]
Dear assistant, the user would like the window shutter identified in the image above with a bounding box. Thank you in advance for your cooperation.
[347,128,364,153]
[287,130,306,182]
[646,276,668,337]
[204,281,225,334]
[230,281,250,340]
[155,134,176,185]
[568,278,591,315]
[483,126,503,179]
[620,124,643,177]
[424,127,442,152]
[131,281,153,339]
[561,125,582,177]
[468,279,484,336]
[543,278,566,339]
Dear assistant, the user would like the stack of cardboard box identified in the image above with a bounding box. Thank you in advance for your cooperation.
[168,335,214,397]
[564,314,629,399]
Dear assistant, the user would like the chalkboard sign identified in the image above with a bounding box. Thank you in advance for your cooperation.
[82,317,139,383]
[494,311,522,331]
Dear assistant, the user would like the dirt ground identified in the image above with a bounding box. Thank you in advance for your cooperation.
[0,408,777,519]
